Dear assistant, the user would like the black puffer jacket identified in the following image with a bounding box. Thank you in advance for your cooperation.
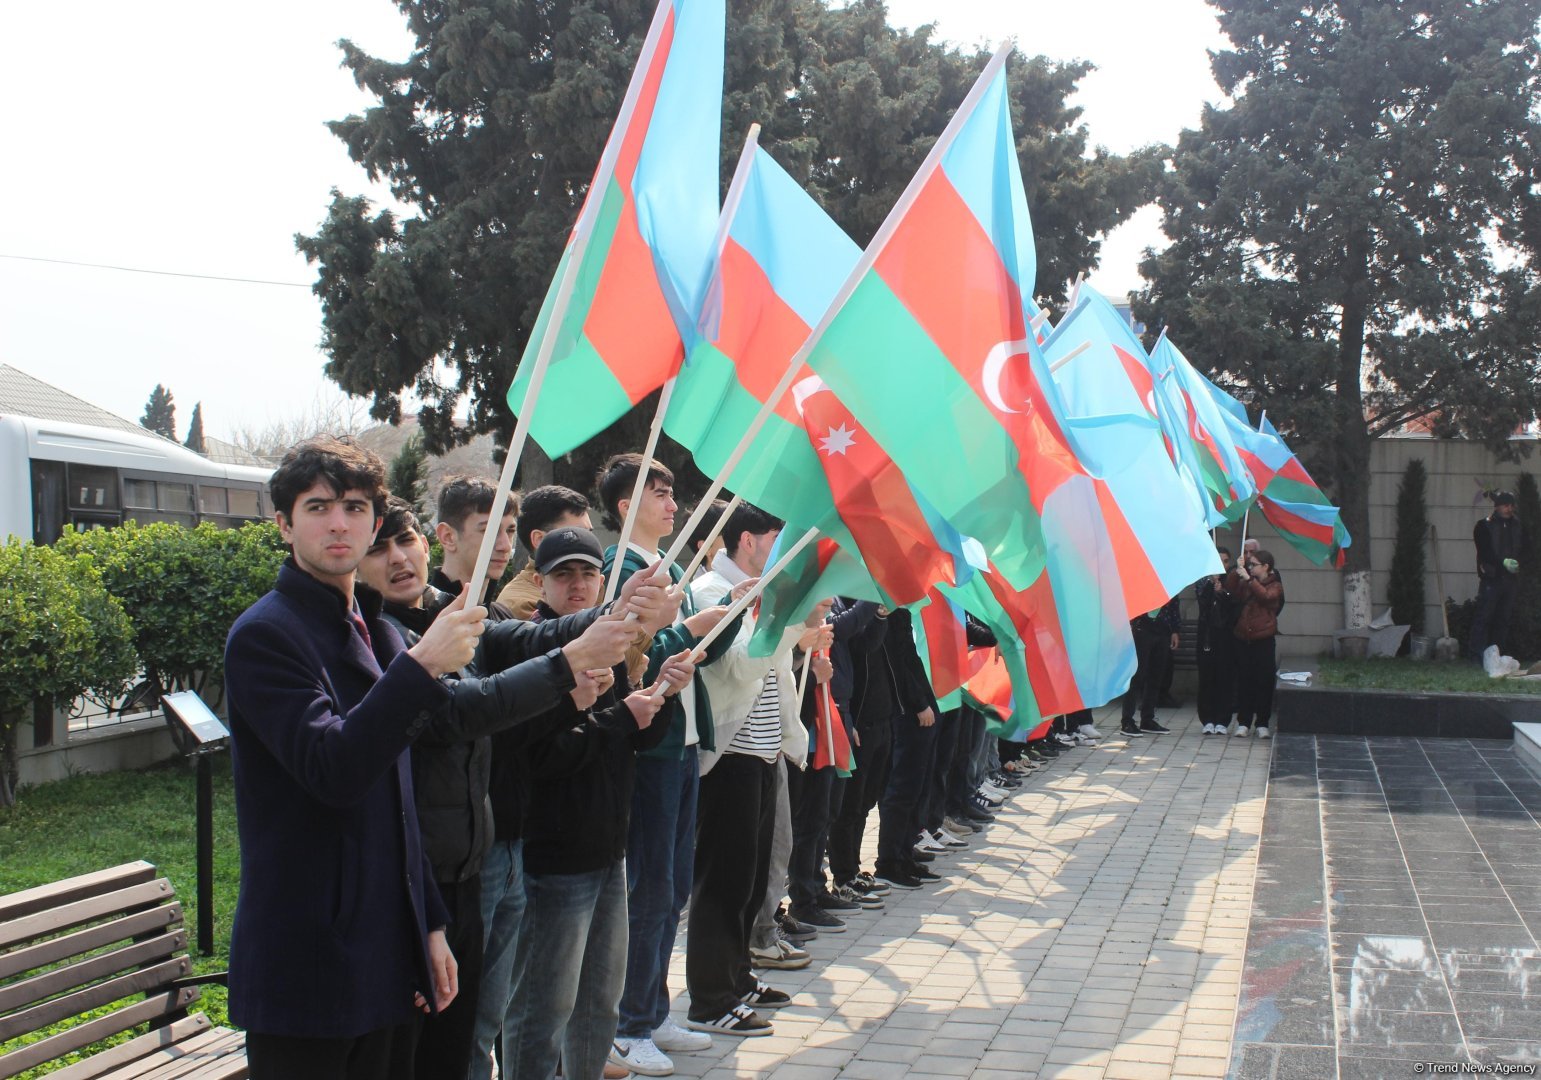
[383,587,584,884]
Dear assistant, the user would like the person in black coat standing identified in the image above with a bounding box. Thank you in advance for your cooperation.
[1196,547,1242,735]
[1470,491,1523,661]
[1121,597,1182,737]
[224,438,485,1080]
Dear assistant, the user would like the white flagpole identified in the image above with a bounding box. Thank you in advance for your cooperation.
[658,43,1014,573]
[821,678,836,765]
[676,492,744,585]
[1047,340,1093,374]
[604,124,764,603]
[467,1,675,596]
[794,648,815,715]
[689,525,820,658]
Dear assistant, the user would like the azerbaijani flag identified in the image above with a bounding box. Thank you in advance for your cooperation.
[811,678,855,775]
[1042,289,1222,612]
[961,644,1053,740]
[801,49,1078,593]
[666,145,844,532]
[1146,333,1257,525]
[507,0,723,457]
[748,532,879,657]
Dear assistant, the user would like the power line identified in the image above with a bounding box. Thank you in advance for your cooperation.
[0,252,312,288]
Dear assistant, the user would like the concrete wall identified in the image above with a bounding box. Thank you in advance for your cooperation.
[1212,436,1537,661]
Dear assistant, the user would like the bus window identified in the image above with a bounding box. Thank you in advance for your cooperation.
[159,482,195,513]
[67,464,119,510]
[31,460,65,544]
[124,478,156,509]
[199,486,228,515]
[228,488,260,518]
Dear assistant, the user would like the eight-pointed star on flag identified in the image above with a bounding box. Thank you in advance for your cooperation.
[820,423,857,456]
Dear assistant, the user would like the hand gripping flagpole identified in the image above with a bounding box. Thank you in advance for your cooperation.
[467,0,675,598]
[659,42,1016,578]
[605,123,765,603]
[688,525,820,659]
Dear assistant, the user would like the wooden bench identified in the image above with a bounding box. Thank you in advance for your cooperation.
[0,862,246,1079]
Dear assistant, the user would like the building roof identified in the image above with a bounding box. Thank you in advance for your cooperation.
[0,363,165,440]
[202,435,273,467]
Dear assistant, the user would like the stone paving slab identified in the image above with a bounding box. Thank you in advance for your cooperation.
[650,706,1271,1078]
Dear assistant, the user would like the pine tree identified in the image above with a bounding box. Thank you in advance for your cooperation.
[1387,458,1428,641]
[139,385,177,441]
[388,433,428,516]
[1137,0,1541,597]
[183,402,206,455]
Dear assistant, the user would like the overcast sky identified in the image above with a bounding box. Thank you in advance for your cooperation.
[0,1,1225,441]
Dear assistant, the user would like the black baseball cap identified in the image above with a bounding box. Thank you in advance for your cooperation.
[534,527,605,575]
[1493,490,1517,507]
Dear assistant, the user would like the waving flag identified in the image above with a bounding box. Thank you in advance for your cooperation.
[508,0,724,457]
[1042,289,1221,611]
[802,49,1081,593]
[748,533,879,657]
[1146,333,1257,525]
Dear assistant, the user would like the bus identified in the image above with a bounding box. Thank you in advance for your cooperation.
[0,414,272,545]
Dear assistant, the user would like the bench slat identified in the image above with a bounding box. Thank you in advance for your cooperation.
[0,904,183,982]
[0,957,193,1044]
[0,987,197,1080]
[130,1029,247,1080]
[41,1015,212,1080]
[0,929,189,1015]
[0,864,157,925]
[0,879,175,953]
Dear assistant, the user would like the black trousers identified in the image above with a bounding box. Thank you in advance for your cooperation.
[787,763,842,909]
[1234,636,1278,728]
[1469,575,1519,660]
[1197,636,1237,726]
[1121,629,1170,724]
[828,714,893,884]
[919,709,961,833]
[248,1024,415,1080]
[877,713,937,865]
[687,753,776,1019]
[406,876,483,1080]
[944,708,986,818]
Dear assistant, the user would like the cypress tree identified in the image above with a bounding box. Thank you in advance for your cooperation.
[1387,458,1428,641]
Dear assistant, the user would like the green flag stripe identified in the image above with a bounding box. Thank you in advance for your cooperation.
[809,274,1045,589]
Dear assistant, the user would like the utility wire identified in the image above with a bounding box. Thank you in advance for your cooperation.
[0,252,311,288]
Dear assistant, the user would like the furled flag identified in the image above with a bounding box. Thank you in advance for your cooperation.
[800,48,1080,593]
[810,676,855,775]
[507,0,724,457]
[1041,289,1222,612]
[1145,333,1257,525]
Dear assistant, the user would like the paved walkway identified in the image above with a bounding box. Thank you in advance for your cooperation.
[659,705,1272,1079]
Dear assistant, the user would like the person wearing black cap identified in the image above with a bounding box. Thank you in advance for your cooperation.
[505,526,698,1080]
[1470,491,1523,661]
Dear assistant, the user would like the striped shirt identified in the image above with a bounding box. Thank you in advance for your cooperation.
[727,668,782,761]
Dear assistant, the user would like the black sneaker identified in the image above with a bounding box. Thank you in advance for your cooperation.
[834,881,884,908]
[1120,723,1145,738]
[907,862,942,883]
[686,1003,772,1037]
[874,863,923,889]
[775,910,818,944]
[965,795,997,821]
[815,888,861,913]
[853,871,891,895]
[911,846,936,863]
[740,981,792,1010]
[788,904,846,932]
[1140,719,1170,734]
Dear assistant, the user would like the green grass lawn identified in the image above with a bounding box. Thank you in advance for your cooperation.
[1317,657,1541,695]
[0,757,238,1073]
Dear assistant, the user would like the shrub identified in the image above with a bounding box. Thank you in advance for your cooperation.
[0,540,136,805]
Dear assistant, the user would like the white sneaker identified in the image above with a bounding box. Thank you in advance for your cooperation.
[1233,725,1249,737]
[979,780,1011,798]
[653,1016,713,1053]
[612,1035,676,1075]
[914,831,947,853]
[1201,723,1215,734]
[1257,726,1271,739]
[934,827,969,849]
[1078,722,1104,739]
[1053,732,1077,747]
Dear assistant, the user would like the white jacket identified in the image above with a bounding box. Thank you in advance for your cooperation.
[691,551,808,775]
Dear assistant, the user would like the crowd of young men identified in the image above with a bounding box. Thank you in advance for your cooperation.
[224,438,1103,1080]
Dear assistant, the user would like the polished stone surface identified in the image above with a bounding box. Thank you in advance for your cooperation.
[1233,734,1541,1077]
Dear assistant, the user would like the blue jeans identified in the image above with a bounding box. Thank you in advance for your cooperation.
[617,750,697,1039]
[469,839,526,1080]
[509,861,628,1080]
